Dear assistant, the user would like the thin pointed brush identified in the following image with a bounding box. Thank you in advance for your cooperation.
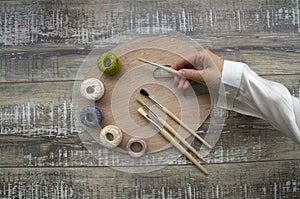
[137,58,184,78]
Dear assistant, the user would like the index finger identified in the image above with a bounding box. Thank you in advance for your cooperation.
[171,57,193,71]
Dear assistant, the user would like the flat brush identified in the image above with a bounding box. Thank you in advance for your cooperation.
[136,97,205,162]
[137,107,208,175]
[140,89,212,149]
[137,58,184,78]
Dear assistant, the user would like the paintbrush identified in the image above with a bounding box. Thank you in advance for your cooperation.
[136,97,205,162]
[137,58,184,78]
[137,107,208,175]
[140,89,212,149]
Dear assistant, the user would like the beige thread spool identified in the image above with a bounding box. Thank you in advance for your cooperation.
[80,78,105,101]
[127,137,147,158]
[99,125,123,149]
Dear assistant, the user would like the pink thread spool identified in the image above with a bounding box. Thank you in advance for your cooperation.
[126,137,147,158]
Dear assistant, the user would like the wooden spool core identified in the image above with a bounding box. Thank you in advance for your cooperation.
[78,36,211,154]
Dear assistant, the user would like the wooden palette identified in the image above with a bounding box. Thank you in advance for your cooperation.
[78,36,211,154]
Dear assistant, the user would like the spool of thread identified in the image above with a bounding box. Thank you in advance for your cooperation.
[80,106,104,127]
[99,125,123,149]
[127,137,147,158]
[80,78,105,101]
[97,52,121,75]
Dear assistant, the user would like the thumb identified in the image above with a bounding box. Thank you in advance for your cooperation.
[180,69,204,83]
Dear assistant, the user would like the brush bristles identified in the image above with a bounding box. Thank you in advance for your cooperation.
[137,58,147,63]
[137,107,147,118]
[140,89,149,97]
[136,97,146,106]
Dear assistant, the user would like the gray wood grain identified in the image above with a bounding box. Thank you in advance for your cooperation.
[0,0,299,46]
[0,73,298,138]
[0,0,300,198]
[0,160,299,198]
[0,35,299,83]
[1,108,300,167]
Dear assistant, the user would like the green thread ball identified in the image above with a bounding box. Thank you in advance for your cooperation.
[97,52,120,75]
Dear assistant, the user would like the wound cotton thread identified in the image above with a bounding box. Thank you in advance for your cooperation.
[97,52,120,75]
[80,78,105,101]
[99,125,123,149]
[80,106,104,127]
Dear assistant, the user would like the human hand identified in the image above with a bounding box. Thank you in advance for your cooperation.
[171,49,224,92]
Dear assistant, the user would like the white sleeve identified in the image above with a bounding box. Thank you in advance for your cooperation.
[217,60,300,144]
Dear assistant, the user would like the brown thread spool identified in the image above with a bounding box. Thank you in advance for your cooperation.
[99,125,123,149]
[127,137,147,158]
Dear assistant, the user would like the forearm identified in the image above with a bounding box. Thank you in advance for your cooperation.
[217,61,300,144]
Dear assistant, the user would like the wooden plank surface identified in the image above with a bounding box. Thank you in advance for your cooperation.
[0,160,299,198]
[0,0,300,198]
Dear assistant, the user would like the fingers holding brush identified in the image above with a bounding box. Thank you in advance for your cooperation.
[175,70,191,90]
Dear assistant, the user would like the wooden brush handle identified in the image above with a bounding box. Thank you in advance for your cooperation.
[138,58,184,77]
[157,65,183,77]
[159,128,208,175]
[162,107,212,149]
[157,117,205,162]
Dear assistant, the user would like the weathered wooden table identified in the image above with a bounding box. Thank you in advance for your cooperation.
[0,0,299,198]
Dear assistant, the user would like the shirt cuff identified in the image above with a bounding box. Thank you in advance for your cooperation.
[217,60,244,109]
[222,60,244,88]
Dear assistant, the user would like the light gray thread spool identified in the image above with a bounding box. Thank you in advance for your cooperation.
[99,125,123,149]
[80,78,105,101]
[127,137,147,158]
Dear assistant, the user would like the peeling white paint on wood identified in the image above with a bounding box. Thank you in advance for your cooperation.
[297,0,300,32]
[0,0,299,46]
[0,0,299,198]
[0,99,81,137]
